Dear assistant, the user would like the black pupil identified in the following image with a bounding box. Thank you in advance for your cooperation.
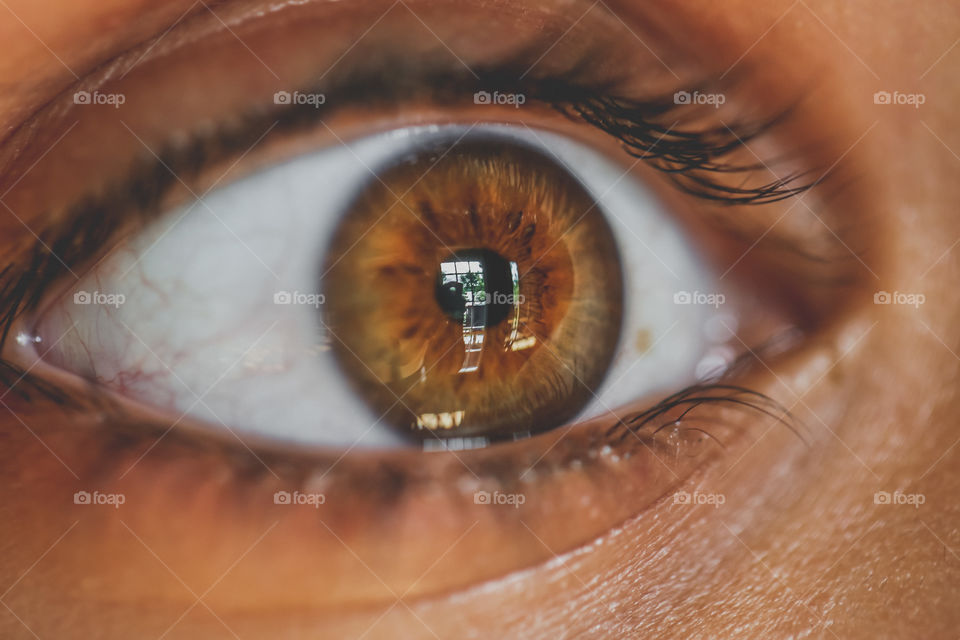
[435,249,517,328]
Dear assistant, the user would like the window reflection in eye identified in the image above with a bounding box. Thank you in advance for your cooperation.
[27,126,735,448]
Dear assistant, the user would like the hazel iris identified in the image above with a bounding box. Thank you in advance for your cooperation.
[322,138,623,440]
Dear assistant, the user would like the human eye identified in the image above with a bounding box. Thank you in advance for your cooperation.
[0,0,869,621]
[25,122,740,449]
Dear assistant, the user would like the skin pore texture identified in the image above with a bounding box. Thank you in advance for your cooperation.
[0,0,958,638]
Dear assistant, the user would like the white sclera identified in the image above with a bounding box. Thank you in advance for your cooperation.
[38,125,726,448]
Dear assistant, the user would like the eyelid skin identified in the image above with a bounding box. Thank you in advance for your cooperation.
[0,0,895,630]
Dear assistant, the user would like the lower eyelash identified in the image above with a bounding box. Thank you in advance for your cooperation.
[610,383,807,449]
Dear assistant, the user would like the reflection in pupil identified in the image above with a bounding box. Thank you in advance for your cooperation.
[435,249,518,327]
[435,249,520,373]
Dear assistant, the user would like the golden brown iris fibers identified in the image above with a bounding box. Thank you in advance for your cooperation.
[323,139,623,440]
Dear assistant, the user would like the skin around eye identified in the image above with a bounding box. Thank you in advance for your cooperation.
[323,138,623,440]
[5,0,959,638]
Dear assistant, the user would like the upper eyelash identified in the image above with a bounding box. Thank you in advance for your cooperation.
[558,94,815,205]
